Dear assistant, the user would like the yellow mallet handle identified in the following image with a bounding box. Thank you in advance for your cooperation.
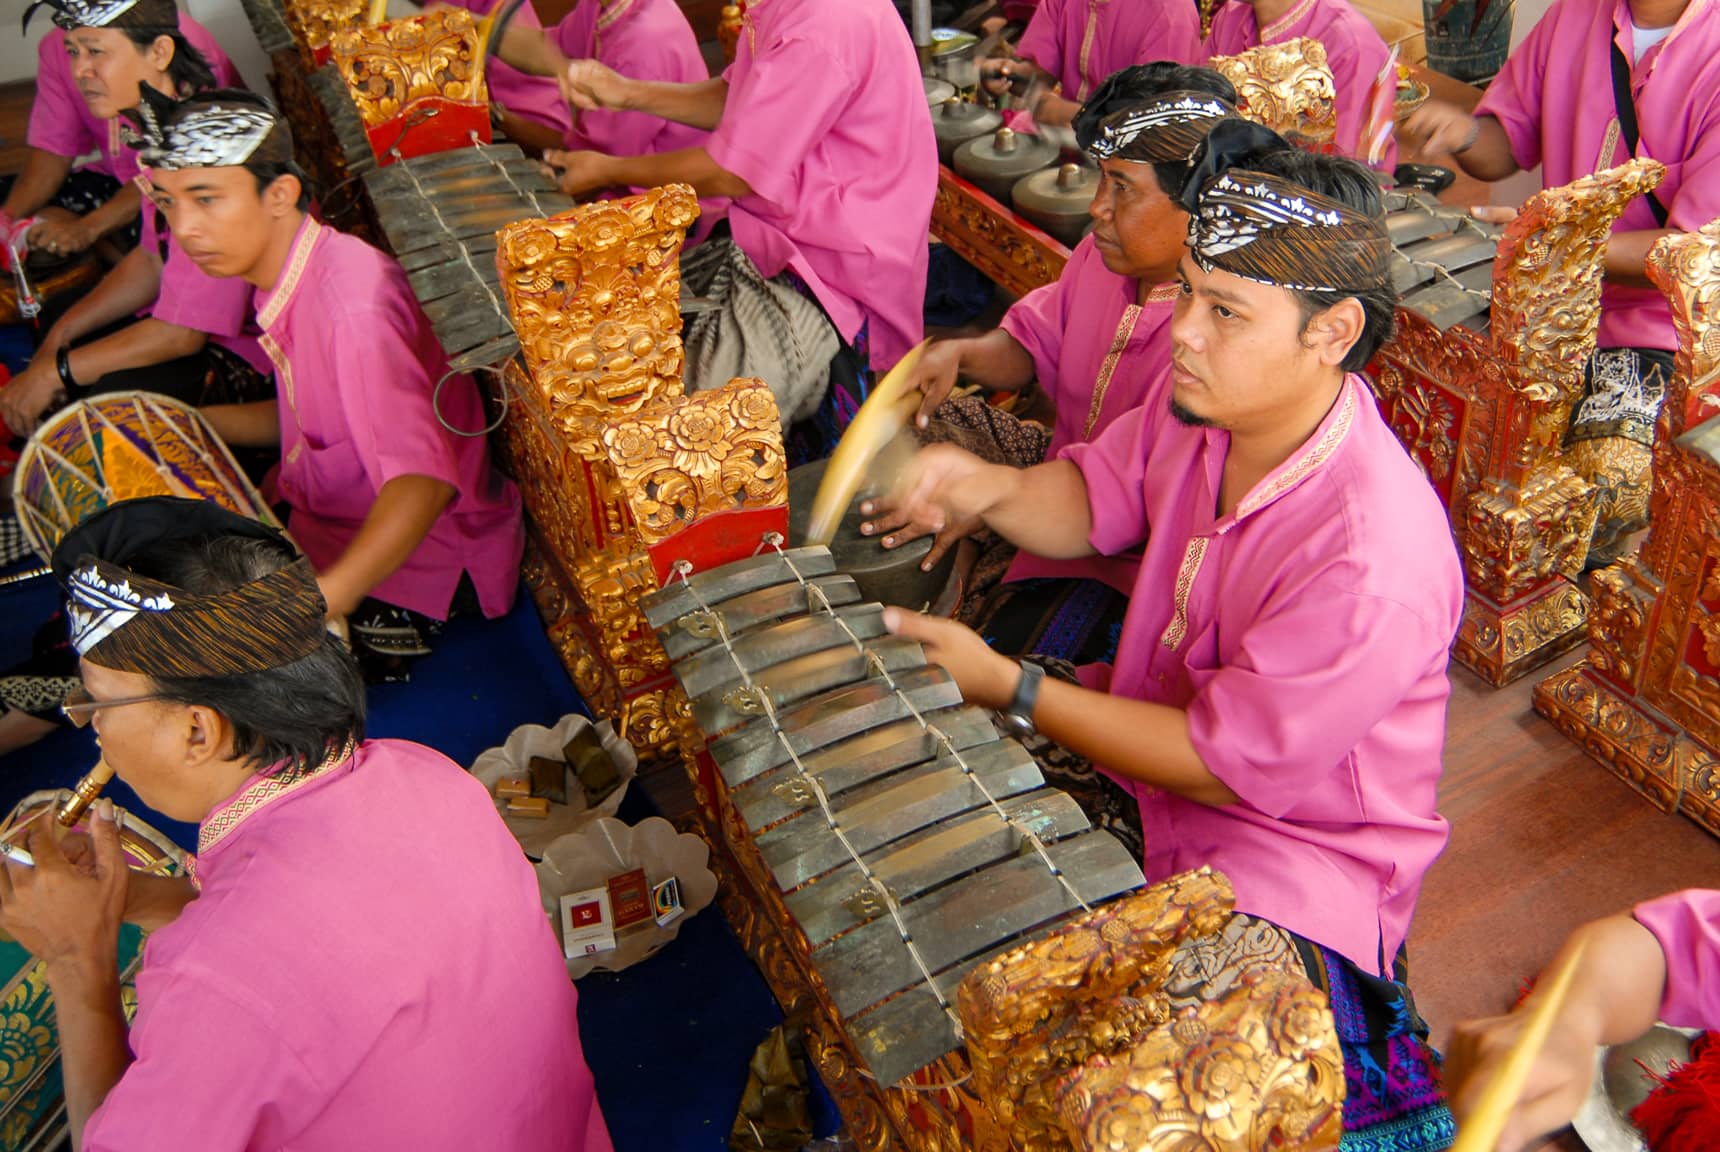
[1450,940,1588,1152]
[804,340,930,547]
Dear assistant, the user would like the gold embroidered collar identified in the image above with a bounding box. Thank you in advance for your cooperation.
[255,215,323,330]
[196,738,356,859]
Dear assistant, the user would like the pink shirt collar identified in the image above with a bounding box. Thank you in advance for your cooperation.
[1198,373,1361,537]
[189,739,357,884]
[1613,0,1711,71]
[256,215,324,331]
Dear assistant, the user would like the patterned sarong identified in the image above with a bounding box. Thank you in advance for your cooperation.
[679,225,868,468]
[1565,346,1675,566]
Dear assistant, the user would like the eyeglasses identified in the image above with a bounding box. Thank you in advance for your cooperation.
[60,686,174,728]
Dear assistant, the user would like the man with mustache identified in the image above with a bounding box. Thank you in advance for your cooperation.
[870,120,1463,1150]
[878,65,1241,669]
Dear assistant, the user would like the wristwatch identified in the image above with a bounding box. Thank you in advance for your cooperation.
[998,660,1044,739]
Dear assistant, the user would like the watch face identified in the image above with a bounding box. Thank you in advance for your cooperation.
[999,711,1034,740]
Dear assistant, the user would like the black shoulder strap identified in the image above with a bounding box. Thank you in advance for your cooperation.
[1610,40,1671,227]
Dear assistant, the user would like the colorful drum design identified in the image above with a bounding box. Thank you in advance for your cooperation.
[0,792,183,1151]
[11,391,276,564]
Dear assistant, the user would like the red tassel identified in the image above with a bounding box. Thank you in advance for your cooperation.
[1630,1031,1720,1152]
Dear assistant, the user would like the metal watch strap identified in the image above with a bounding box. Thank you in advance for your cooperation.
[1005,659,1044,733]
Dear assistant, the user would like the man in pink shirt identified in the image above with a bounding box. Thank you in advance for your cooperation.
[982,0,1205,126]
[0,497,611,1152]
[1204,0,1399,167]
[2,0,239,260]
[495,0,707,158]
[134,89,525,678]
[874,121,1462,1149]
[1402,0,1720,565]
[412,0,571,152]
[879,69,1242,666]
[1447,889,1720,1152]
[546,0,937,463]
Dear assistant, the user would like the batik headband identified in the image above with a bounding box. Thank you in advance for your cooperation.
[122,85,295,171]
[23,0,176,33]
[1181,119,1391,295]
[1087,91,1239,164]
[51,497,329,679]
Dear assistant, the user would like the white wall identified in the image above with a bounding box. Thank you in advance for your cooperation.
[0,0,270,88]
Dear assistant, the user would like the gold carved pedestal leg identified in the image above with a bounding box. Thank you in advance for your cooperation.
[1370,160,1665,686]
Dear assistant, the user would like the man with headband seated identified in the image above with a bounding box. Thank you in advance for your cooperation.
[871,120,1462,1149]
[0,496,611,1151]
[130,88,525,678]
[886,65,1240,667]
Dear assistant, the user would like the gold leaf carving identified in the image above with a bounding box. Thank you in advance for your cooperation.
[1210,38,1338,150]
[329,9,486,128]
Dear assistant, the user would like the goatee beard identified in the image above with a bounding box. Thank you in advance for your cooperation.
[1170,399,1216,428]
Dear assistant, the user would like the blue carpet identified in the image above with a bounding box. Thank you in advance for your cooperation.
[0,568,837,1150]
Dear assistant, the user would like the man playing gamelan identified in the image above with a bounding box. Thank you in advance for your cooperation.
[979,0,1204,127]
[545,0,937,464]
[872,120,1462,1149]
[132,89,525,676]
[1203,0,1399,168]
[1402,0,1720,564]
[886,67,1242,668]
[493,0,708,160]
[0,496,612,1151]
[1,0,239,262]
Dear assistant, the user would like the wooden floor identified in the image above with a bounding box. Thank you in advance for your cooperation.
[1415,642,1720,1151]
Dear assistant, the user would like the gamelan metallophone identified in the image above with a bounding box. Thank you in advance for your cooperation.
[1383,184,1503,333]
[640,544,1145,1086]
[360,143,571,371]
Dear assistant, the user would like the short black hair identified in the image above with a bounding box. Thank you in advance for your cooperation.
[119,28,216,96]
[128,534,365,778]
[1222,146,1397,372]
[1076,62,1240,199]
[245,160,313,211]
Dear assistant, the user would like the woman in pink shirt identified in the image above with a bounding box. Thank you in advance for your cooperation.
[891,67,1243,666]
[135,89,525,679]
[1446,890,1720,1152]
[1204,0,1399,168]
[868,121,1462,1150]
[1,0,237,260]
[1402,0,1720,566]
[983,0,1205,126]
[0,0,260,439]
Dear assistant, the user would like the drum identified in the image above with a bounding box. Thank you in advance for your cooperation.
[0,793,183,1151]
[10,391,276,564]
